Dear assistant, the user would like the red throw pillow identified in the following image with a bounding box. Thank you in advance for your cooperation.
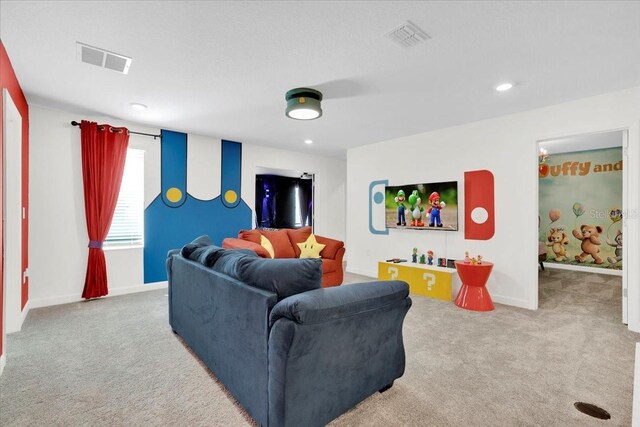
[238,229,261,244]
[260,229,296,258]
[316,235,344,259]
[287,227,312,257]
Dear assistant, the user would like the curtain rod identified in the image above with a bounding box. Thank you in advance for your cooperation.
[70,121,162,140]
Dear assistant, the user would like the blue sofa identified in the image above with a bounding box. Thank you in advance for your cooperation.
[167,243,412,427]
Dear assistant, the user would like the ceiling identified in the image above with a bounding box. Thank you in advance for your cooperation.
[2,1,639,157]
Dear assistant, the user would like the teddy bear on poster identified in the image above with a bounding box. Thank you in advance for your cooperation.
[572,224,603,264]
[546,227,569,261]
[606,229,623,266]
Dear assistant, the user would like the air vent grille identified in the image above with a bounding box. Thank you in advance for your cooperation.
[76,42,132,74]
[385,21,430,48]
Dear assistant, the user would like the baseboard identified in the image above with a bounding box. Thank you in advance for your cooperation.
[29,282,168,309]
[0,354,5,376]
[345,267,377,278]
[543,262,622,276]
[20,300,30,326]
[490,294,530,310]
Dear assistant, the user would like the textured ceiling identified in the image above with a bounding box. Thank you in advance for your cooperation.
[2,1,639,157]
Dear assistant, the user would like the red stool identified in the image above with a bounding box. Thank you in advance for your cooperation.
[454,261,494,311]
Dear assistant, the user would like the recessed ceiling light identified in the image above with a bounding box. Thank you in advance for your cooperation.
[304,139,313,145]
[130,103,147,111]
[495,82,514,92]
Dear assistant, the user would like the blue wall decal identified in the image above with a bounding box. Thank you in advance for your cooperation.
[160,130,187,207]
[144,134,251,283]
[369,179,389,235]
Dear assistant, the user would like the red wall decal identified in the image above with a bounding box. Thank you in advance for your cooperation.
[464,170,495,240]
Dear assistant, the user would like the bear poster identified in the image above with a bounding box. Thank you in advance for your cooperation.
[538,147,622,271]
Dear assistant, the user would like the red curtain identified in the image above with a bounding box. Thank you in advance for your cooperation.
[80,121,129,299]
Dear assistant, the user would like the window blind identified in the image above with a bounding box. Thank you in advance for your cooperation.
[105,148,144,246]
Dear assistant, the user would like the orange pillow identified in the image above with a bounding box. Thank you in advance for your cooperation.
[238,229,261,244]
[260,229,296,258]
[287,226,312,257]
[316,235,344,259]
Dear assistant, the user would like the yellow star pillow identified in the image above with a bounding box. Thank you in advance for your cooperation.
[297,234,326,259]
[260,235,275,259]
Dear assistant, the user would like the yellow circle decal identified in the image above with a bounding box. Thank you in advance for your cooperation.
[166,187,183,203]
[224,190,238,204]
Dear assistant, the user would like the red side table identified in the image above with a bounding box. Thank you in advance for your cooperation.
[454,261,494,311]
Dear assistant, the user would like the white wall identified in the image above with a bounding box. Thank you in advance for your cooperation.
[29,104,346,307]
[346,87,640,331]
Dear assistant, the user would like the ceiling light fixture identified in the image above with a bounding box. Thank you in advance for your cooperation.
[495,82,514,92]
[285,88,323,120]
[130,103,147,111]
[304,139,313,144]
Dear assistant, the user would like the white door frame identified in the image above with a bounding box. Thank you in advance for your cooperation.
[535,128,629,324]
[3,89,23,335]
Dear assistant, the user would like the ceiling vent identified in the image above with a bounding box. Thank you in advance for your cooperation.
[76,42,132,74]
[385,21,430,48]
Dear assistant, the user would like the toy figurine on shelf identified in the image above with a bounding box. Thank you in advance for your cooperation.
[477,255,483,265]
[412,247,418,263]
[427,250,434,265]
[395,190,407,226]
[464,251,471,263]
[419,253,426,264]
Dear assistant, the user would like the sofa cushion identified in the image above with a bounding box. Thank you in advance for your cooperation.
[235,257,322,299]
[260,229,296,259]
[287,226,312,257]
[239,229,262,244]
[222,238,271,258]
[297,234,326,259]
[260,235,275,258]
[211,249,259,277]
[180,235,226,267]
[180,235,213,258]
[316,236,344,259]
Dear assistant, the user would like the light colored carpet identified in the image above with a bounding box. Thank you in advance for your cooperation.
[0,268,635,426]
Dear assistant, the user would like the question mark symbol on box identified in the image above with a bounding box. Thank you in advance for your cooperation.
[423,272,436,291]
[388,266,399,280]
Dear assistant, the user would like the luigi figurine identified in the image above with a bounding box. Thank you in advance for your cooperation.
[395,189,407,226]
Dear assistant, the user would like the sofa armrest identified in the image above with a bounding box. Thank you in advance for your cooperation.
[315,235,344,259]
[222,237,270,258]
[269,280,409,327]
[267,280,411,426]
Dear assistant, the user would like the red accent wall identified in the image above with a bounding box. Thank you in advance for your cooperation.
[0,39,30,356]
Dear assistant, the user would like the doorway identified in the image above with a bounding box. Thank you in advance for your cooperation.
[254,167,314,230]
[3,89,23,335]
[537,129,627,323]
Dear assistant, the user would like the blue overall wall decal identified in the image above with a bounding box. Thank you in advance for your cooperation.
[144,132,251,283]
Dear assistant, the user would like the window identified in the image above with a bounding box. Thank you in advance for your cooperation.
[105,148,144,247]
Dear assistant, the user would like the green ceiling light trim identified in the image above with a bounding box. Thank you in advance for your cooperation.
[285,87,323,120]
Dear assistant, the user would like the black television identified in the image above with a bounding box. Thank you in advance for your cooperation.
[384,181,458,230]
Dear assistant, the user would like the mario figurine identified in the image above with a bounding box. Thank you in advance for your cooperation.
[395,190,407,226]
[427,191,446,227]
[427,250,434,265]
